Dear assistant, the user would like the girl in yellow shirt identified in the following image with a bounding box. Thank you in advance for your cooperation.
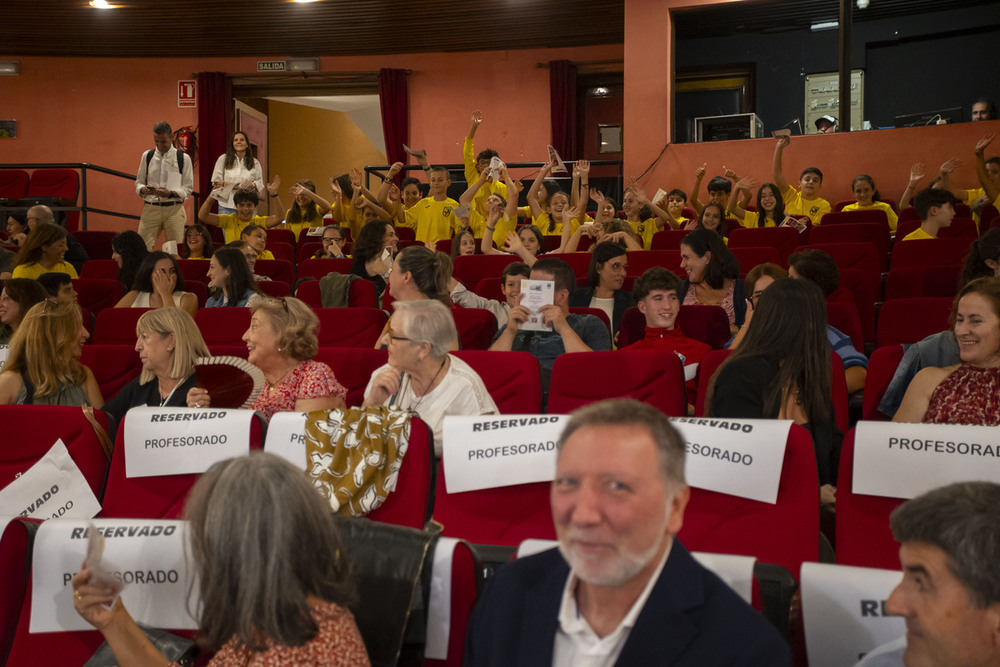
[843,174,898,231]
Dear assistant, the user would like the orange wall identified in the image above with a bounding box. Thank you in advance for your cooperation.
[267,101,386,198]
[2,44,623,232]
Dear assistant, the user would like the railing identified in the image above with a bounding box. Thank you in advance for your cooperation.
[363,159,625,203]
[0,162,201,230]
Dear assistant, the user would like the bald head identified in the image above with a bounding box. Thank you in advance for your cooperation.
[26,205,55,230]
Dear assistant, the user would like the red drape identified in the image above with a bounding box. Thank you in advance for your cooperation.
[549,60,578,160]
[378,68,409,175]
[196,72,232,205]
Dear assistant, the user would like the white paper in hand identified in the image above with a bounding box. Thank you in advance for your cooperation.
[86,523,125,607]
[519,279,554,332]
[488,156,506,182]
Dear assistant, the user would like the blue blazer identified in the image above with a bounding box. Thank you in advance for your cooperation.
[463,541,791,666]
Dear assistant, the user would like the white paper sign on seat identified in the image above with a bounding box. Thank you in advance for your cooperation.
[30,519,198,633]
[0,439,102,520]
[801,562,905,667]
[670,417,792,504]
[124,406,255,478]
[442,415,566,493]
[263,411,308,470]
[853,421,1000,500]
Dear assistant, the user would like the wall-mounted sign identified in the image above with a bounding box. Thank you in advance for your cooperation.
[257,60,286,72]
[177,80,196,109]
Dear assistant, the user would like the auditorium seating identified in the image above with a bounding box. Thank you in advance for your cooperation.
[628,250,682,276]
[100,411,266,519]
[452,307,498,350]
[862,345,905,421]
[256,280,292,298]
[806,223,890,271]
[80,259,121,281]
[678,424,819,580]
[313,347,388,407]
[80,344,142,398]
[730,246,782,276]
[265,227,296,247]
[298,257,354,281]
[253,259,294,284]
[876,297,952,346]
[314,307,387,348]
[0,518,34,665]
[890,237,972,270]
[728,227,800,266]
[832,198,896,213]
[453,351,542,414]
[568,306,611,336]
[0,169,29,203]
[896,217,978,242]
[295,278,378,309]
[547,350,687,417]
[423,540,481,667]
[265,241,294,264]
[452,254,519,286]
[194,307,252,345]
[650,229,690,250]
[175,258,209,283]
[92,308,151,345]
[72,230,115,261]
[365,418,436,529]
[25,168,81,230]
[73,278,123,314]
[883,264,963,300]
[820,209,888,228]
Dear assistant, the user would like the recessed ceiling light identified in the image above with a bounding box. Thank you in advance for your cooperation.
[89,0,112,7]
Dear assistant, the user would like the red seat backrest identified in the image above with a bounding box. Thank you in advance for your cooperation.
[678,423,819,580]
[862,345,904,421]
[194,307,252,345]
[175,259,209,283]
[627,249,683,276]
[677,305,732,349]
[295,279,322,307]
[452,307,498,351]
[433,463,556,545]
[265,228,296,247]
[0,169,29,200]
[73,278,124,314]
[835,428,905,569]
[837,269,878,343]
[547,350,687,417]
[0,519,34,665]
[807,223,890,271]
[826,301,864,352]
[80,259,121,281]
[473,277,505,302]
[452,350,542,414]
[883,264,962,300]
[365,417,435,529]
[616,306,645,348]
[256,280,292,298]
[186,280,208,308]
[297,241,323,264]
[555,252,594,278]
[0,405,111,501]
[313,307,387,348]
[650,229,690,250]
[730,246,782,276]
[423,541,481,667]
[26,168,79,200]
[313,348,389,407]
[695,349,732,416]
[101,412,266,519]
[79,344,142,399]
[728,227,800,265]
[349,278,378,308]
[298,257,354,280]
[253,259,294,284]
[876,297,952,346]
[266,241,295,264]
[452,254,520,286]
[92,308,151,345]
[72,231,116,261]
[567,306,611,337]
[890,237,973,270]
[820,209,888,227]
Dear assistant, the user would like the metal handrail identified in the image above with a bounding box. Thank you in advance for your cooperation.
[0,162,201,230]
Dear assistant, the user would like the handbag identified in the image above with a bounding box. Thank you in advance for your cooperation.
[84,624,199,666]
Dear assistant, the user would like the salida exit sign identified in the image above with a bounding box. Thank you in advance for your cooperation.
[257,61,285,72]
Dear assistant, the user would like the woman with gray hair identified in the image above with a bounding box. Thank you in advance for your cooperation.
[364,299,497,456]
[102,308,210,435]
[72,452,370,665]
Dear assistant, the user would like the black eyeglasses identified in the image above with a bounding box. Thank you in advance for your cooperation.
[322,237,343,245]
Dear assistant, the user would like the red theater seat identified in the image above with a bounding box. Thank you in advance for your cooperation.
[298,257,354,281]
[73,278,124,314]
[890,237,973,270]
[314,307,387,348]
[876,298,952,346]
[365,418,435,529]
[452,307,498,350]
[194,307,252,345]
[862,345,905,421]
[452,254,520,286]
[453,351,542,414]
[314,348,389,407]
[80,259,120,281]
[728,227,800,266]
[883,264,963,300]
[253,259,293,284]
[80,344,142,398]
[72,230,116,261]
[93,308,151,345]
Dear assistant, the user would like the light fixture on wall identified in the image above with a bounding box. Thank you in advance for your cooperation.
[810,21,839,31]
[856,0,870,8]
[589,86,610,97]
[286,58,320,72]
[0,61,20,76]
[89,0,113,7]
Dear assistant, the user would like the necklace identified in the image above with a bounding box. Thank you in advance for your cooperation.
[266,363,297,394]
[157,377,182,407]
[399,357,448,412]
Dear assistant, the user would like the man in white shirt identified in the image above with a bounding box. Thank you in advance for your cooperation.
[135,121,194,250]
[463,399,791,666]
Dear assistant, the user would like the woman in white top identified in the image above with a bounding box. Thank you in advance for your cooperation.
[211,131,264,214]
[114,251,197,317]
[364,299,497,456]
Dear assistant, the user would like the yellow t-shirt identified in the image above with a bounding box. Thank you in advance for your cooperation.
[901,227,936,241]
[627,218,659,250]
[337,200,365,240]
[533,211,582,237]
[842,201,898,232]
[782,186,830,225]
[282,209,327,240]
[409,196,460,245]
[12,261,78,280]
[463,138,508,220]
[217,214,269,244]
[467,210,516,247]
[739,211,779,229]
[258,249,275,260]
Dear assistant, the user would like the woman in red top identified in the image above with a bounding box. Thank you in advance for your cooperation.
[894,277,1000,425]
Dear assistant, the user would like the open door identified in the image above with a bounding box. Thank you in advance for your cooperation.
[236,101,268,182]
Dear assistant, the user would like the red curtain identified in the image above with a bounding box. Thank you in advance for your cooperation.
[196,72,233,203]
[378,68,409,174]
[549,60,578,159]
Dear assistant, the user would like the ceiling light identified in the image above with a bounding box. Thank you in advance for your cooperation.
[810,21,839,31]
[589,87,610,97]
[857,0,869,7]
[89,0,112,7]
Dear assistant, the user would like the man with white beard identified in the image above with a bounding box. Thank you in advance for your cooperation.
[463,399,791,666]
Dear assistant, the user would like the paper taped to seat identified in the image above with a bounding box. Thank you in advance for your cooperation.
[0,439,101,520]
[30,519,198,633]
[263,411,309,469]
[801,562,904,667]
[670,418,791,504]
[442,415,565,493]
[853,421,1000,500]
[124,406,254,478]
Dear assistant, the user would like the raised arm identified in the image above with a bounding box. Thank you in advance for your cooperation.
[460,168,490,208]
[501,231,537,266]
[198,190,221,226]
[570,160,590,209]
[290,182,331,217]
[262,176,284,227]
[328,178,346,222]
[975,133,1000,203]
[378,162,404,207]
[350,167,380,203]
[728,178,756,220]
[355,193,392,222]
[690,163,707,215]
[772,136,791,193]
[502,168,518,221]
[464,110,484,184]
[899,163,926,210]
[628,177,678,230]
[607,230,644,252]
[526,162,554,218]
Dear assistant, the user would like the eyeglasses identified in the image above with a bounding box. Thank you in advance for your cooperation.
[269,297,290,313]
[606,261,629,272]
[322,237,343,245]
[749,290,766,309]
[386,321,411,343]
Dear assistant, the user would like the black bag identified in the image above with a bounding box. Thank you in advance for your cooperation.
[84,624,198,666]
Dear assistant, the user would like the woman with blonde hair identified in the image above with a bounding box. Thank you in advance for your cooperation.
[11,222,78,279]
[187,297,346,420]
[102,308,210,433]
[0,299,102,406]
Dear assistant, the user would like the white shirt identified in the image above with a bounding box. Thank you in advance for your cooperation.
[588,296,615,332]
[363,354,498,456]
[211,154,264,207]
[552,541,672,667]
[135,146,193,202]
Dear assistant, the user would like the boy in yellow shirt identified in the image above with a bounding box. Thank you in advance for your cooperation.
[901,188,956,241]
[772,135,831,225]
[464,110,508,221]
[407,167,460,245]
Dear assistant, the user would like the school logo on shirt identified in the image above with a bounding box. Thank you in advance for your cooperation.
[638,224,646,236]
[443,207,452,217]
[809,205,821,216]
